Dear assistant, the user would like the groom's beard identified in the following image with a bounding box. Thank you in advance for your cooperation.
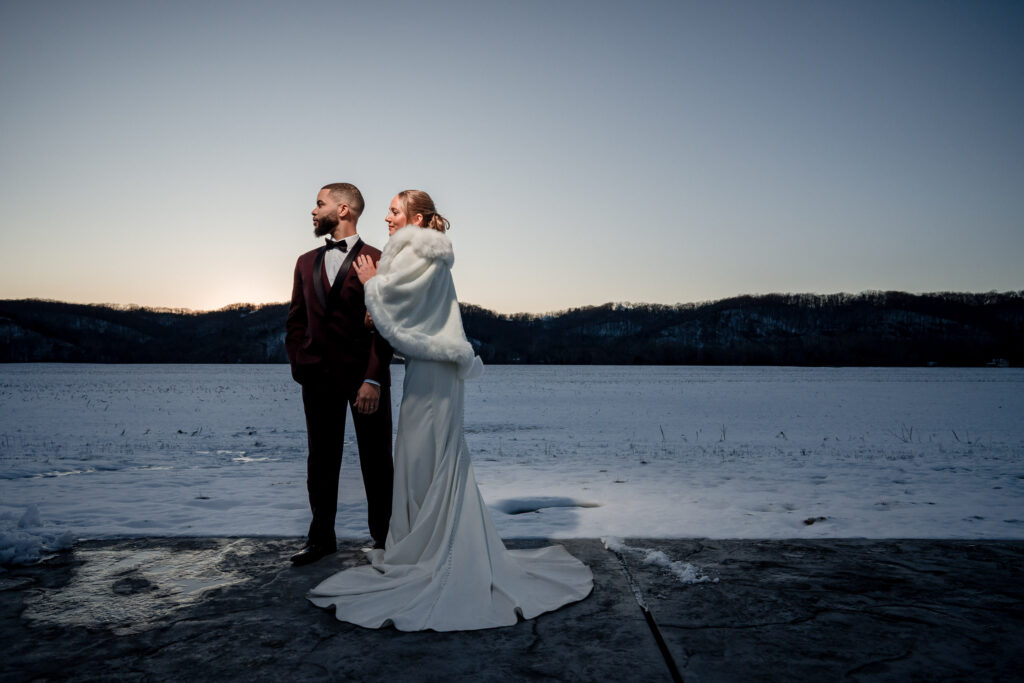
[314,214,338,237]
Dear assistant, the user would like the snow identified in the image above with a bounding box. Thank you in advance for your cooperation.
[1,364,1022,564]
[0,504,75,566]
[602,536,717,585]
[21,541,254,633]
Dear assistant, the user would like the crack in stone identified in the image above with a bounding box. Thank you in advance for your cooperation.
[919,600,1024,617]
[843,649,914,678]
[156,604,271,626]
[526,619,542,653]
[660,604,947,631]
[866,601,959,620]
[140,629,213,658]
[255,566,297,590]
[873,558,951,576]
[303,661,332,677]
[308,629,343,655]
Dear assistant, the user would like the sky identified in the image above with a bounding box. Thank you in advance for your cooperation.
[1,0,1021,314]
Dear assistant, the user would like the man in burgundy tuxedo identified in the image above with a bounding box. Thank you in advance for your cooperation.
[286,182,394,566]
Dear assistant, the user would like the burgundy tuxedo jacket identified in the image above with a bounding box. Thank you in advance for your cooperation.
[286,239,393,389]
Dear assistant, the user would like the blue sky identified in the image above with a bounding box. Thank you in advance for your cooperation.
[1,1,1021,313]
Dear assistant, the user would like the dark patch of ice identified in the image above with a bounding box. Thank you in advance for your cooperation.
[491,497,601,515]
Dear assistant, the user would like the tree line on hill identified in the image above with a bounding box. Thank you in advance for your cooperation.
[0,291,1021,366]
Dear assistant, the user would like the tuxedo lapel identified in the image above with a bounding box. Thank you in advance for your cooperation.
[313,248,328,311]
[326,240,364,310]
[314,239,364,315]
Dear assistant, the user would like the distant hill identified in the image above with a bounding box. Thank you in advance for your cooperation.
[0,301,286,364]
[1,291,1022,366]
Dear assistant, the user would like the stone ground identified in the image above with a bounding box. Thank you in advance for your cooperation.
[1,538,1022,682]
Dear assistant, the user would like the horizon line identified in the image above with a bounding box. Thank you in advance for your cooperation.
[3,288,1022,317]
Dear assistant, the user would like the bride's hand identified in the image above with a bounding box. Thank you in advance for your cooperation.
[353,254,377,284]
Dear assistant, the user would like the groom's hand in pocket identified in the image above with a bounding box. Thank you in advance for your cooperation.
[354,381,381,414]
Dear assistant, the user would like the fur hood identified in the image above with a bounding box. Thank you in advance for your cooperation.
[364,226,483,379]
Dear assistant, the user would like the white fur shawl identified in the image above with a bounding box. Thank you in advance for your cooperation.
[364,226,484,380]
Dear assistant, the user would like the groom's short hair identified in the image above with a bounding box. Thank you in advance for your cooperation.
[321,182,364,218]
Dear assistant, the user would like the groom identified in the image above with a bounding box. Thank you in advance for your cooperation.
[286,182,394,566]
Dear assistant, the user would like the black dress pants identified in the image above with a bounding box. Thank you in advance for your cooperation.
[301,376,393,547]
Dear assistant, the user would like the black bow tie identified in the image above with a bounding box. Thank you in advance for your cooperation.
[325,239,348,253]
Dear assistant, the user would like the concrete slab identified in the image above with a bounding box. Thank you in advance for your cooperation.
[1,538,667,682]
[4,538,1022,681]
[622,539,1024,682]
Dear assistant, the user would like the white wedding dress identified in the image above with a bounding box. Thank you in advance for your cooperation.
[308,226,592,631]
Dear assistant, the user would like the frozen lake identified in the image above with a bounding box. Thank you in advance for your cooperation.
[2,364,1023,563]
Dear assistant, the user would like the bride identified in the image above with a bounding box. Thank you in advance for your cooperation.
[307,190,593,631]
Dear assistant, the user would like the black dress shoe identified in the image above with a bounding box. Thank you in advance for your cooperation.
[290,543,337,566]
[372,540,386,550]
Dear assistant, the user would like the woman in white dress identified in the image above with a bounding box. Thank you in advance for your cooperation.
[307,190,593,631]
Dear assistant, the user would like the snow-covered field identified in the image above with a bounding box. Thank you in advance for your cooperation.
[2,364,1022,564]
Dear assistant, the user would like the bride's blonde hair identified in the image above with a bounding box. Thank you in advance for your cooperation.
[397,189,450,233]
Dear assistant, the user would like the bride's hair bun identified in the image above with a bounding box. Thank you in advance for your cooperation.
[398,189,450,233]
[426,213,450,233]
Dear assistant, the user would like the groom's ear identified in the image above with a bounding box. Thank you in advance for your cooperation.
[337,204,350,219]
